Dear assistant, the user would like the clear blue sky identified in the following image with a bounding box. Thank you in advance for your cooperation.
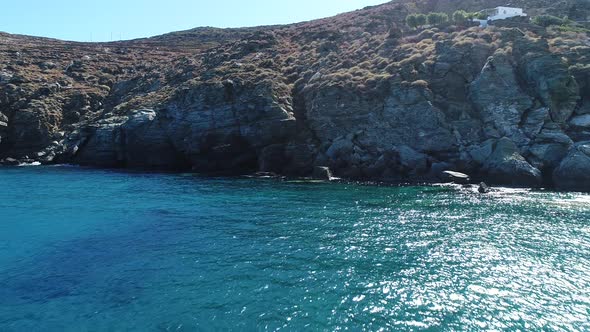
[0,0,388,42]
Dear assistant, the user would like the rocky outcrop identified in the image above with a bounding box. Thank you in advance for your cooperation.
[55,79,296,172]
[469,49,533,147]
[304,81,456,180]
[0,112,7,143]
[515,39,580,124]
[553,142,590,191]
[483,138,542,186]
[527,127,573,171]
[0,1,588,191]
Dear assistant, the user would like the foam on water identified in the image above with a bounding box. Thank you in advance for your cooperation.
[0,166,589,331]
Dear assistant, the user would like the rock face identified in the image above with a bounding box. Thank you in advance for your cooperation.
[516,40,580,124]
[469,49,533,147]
[0,112,7,143]
[61,79,296,172]
[483,138,542,186]
[478,182,492,194]
[0,1,589,191]
[553,143,590,191]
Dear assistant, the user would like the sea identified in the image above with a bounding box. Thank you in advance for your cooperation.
[0,166,589,331]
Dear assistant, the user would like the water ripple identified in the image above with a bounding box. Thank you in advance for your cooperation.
[0,167,589,330]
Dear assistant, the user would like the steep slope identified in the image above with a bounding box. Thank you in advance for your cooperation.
[1,0,590,190]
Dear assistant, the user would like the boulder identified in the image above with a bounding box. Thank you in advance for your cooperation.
[527,128,573,170]
[528,143,570,171]
[553,142,590,191]
[478,182,492,194]
[467,140,494,166]
[483,137,542,186]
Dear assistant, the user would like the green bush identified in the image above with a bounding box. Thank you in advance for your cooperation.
[416,14,427,27]
[475,12,488,20]
[406,14,428,29]
[427,12,449,26]
[452,10,469,24]
[532,15,566,27]
[406,14,419,29]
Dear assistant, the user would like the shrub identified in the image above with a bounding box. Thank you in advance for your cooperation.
[406,14,419,29]
[452,10,469,25]
[406,14,428,29]
[532,15,566,27]
[475,12,488,20]
[427,12,449,26]
[552,25,590,33]
[416,14,427,27]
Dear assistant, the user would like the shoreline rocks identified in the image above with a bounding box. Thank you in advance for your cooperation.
[553,142,590,191]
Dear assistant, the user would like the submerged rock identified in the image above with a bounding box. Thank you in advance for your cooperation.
[478,182,491,194]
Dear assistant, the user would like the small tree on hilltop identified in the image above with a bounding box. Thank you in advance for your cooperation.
[452,10,469,25]
[406,14,419,29]
[427,13,439,25]
[427,12,449,26]
[416,14,427,27]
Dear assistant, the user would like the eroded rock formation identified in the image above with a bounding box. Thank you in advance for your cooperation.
[1,0,589,190]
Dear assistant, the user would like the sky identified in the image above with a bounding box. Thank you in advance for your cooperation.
[0,0,389,42]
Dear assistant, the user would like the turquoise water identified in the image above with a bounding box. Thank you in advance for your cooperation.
[0,167,589,331]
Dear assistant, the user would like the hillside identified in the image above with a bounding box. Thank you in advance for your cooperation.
[1,0,590,190]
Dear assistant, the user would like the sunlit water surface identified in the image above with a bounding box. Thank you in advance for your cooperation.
[0,166,589,331]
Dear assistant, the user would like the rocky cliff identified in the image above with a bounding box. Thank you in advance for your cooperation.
[1,0,590,190]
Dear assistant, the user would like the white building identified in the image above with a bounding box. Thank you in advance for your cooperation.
[488,7,527,21]
[476,6,527,27]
